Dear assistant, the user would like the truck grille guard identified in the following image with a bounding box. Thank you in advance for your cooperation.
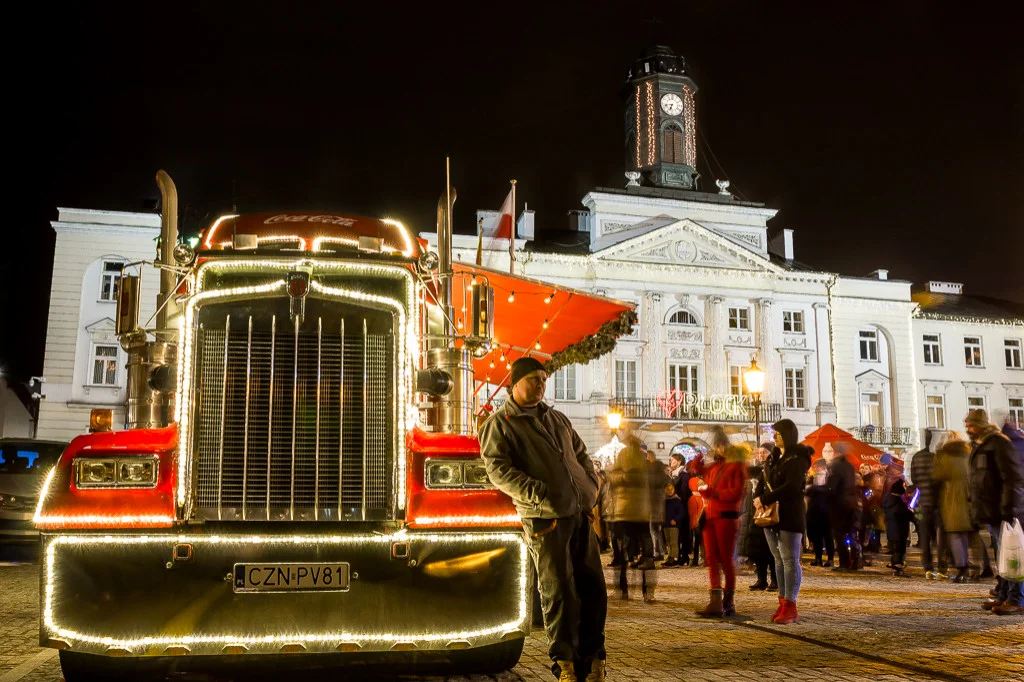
[176,259,419,520]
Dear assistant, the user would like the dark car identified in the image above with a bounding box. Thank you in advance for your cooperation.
[0,438,68,543]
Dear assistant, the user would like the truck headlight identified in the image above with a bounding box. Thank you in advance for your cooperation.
[75,456,159,489]
[424,459,493,490]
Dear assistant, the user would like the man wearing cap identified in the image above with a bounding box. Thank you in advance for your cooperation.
[964,409,1024,615]
[480,357,607,682]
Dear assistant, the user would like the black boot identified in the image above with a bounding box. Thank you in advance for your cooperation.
[723,590,736,617]
[748,580,768,591]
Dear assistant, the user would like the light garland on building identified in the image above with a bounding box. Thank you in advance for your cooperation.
[683,85,696,168]
[645,81,656,167]
[42,532,529,653]
[634,85,642,168]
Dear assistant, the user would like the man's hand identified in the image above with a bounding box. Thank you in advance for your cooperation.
[753,497,762,510]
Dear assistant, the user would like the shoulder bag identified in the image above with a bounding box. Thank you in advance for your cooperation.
[753,474,780,528]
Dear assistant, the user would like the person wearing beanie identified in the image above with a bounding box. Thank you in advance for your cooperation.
[479,357,607,681]
[964,409,1024,616]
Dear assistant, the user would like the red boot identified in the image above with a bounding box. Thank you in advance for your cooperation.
[770,595,785,622]
[775,599,800,625]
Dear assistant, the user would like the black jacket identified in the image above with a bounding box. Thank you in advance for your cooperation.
[755,445,813,534]
[968,429,1024,525]
[908,448,936,512]
[739,464,772,559]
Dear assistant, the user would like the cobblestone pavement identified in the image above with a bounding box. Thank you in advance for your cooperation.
[2,545,1022,681]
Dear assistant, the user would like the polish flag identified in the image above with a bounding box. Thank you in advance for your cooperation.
[485,189,514,239]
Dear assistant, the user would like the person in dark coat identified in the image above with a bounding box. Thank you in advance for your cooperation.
[805,459,834,567]
[965,409,1024,615]
[668,452,692,565]
[883,478,914,575]
[646,449,671,561]
[826,441,862,571]
[754,419,813,625]
[739,442,777,590]
[662,484,685,567]
[909,431,950,579]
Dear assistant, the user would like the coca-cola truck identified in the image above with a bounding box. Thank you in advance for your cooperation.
[34,171,633,680]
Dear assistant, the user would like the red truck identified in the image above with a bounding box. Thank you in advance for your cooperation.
[34,171,633,680]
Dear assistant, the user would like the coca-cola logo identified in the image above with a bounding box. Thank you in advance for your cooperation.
[264,214,356,227]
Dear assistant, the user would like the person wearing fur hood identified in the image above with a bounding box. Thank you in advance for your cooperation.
[691,426,749,618]
[754,419,814,625]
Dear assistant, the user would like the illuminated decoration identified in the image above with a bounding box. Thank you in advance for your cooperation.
[42,532,528,653]
[202,214,241,249]
[605,412,622,430]
[507,291,515,303]
[218,235,308,250]
[645,81,655,167]
[542,319,548,329]
[534,342,541,350]
[634,85,642,168]
[543,291,554,304]
[181,259,420,512]
[682,85,696,168]
[593,435,625,468]
[412,514,521,527]
[378,218,416,257]
[34,467,175,529]
[313,235,399,255]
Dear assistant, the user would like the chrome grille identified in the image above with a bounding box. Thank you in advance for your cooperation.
[192,305,395,521]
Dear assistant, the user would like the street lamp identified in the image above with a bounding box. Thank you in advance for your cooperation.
[744,359,766,445]
[606,411,622,432]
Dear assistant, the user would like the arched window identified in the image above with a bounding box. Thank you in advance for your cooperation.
[668,309,698,326]
[663,124,684,164]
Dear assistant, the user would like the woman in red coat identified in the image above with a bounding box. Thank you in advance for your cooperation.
[692,426,750,617]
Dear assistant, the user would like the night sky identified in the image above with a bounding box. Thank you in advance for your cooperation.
[3,3,1022,384]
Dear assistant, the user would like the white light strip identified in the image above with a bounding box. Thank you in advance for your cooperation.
[378,218,415,257]
[218,235,309,250]
[202,214,241,249]
[413,515,521,527]
[311,236,401,255]
[32,467,56,523]
[43,533,528,650]
[37,515,175,527]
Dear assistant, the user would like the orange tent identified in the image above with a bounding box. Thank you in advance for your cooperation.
[800,424,899,470]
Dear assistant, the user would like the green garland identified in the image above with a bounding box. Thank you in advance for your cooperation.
[545,309,638,373]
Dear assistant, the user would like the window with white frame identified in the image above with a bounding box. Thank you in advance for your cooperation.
[1009,398,1024,429]
[615,359,637,399]
[99,261,125,301]
[782,311,804,333]
[91,345,118,385]
[922,334,941,365]
[967,395,986,410]
[860,392,882,427]
[728,307,750,331]
[925,394,946,429]
[552,366,578,401]
[859,330,878,361]
[668,363,699,394]
[729,366,751,397]
[964,336,983,367]
[1005,338,1022,369]
[668,309,698,325]
[784,368,806,409]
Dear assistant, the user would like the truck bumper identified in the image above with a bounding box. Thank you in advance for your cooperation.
[41,529,528,658]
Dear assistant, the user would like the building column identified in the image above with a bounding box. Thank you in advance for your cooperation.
[755,298,776,402]
[705,295,726,395]
[812,302,837,425]
[643,292,663,396]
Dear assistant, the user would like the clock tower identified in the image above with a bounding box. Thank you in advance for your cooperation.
[624,46,699,190]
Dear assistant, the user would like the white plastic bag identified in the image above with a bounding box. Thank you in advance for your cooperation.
[997,519,1024,582]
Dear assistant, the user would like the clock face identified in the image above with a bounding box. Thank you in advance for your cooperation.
[661,93,684,116]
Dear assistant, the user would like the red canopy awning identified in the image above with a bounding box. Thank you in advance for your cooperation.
[446,262,635,396]
[801,424,894,470]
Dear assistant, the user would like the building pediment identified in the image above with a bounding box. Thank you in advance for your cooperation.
[592,218,776,272]
[855,369,889,384]
[84,317,117,334]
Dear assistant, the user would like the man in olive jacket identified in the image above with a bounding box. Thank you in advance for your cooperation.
[480,357,606,682]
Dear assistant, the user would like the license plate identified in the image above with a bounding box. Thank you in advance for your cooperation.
[233,562,350,593]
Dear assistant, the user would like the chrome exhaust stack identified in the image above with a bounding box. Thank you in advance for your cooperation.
[114,170,180,430]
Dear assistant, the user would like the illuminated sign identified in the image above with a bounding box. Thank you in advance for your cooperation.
[656,389,752,420]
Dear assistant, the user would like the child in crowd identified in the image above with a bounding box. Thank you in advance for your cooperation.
[663,484,685,567]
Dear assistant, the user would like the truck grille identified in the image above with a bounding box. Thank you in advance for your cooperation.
[190,304,395,521]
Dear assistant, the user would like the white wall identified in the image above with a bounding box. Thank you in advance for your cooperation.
[36,208,161,441]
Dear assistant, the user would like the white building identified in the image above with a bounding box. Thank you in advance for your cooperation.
[35,208,161,441]
[911,281,1024,435]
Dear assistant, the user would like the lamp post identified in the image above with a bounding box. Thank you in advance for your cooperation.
[606,410,622,434]
[744,359,766,446]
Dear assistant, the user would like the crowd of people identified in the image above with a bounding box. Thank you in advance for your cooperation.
[480,358,1023,682]
[592,410,1024,621]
